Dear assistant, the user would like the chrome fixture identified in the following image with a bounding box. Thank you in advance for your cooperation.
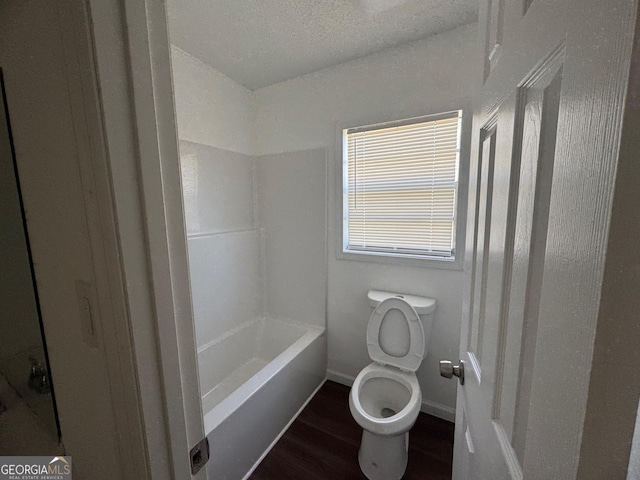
[439,360,465,385]
[28,357,51,395]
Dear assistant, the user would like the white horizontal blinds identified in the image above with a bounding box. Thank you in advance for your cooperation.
[346,112,460,257]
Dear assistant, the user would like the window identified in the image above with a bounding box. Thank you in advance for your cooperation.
[342,111,461,260]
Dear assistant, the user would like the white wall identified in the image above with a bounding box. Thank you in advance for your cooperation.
[171,45,255,155]
[253,23,477,155]
[252,23,478,419]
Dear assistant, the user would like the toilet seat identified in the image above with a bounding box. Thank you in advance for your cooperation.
[367,297,425,372]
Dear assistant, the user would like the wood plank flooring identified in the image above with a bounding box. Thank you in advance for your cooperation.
[250,380,454,480]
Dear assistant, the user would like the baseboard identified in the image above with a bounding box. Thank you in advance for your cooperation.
[327,369,455,423]
[326,369,355,387]
[421,398,455,423]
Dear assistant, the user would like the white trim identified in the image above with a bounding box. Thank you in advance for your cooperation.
[493,420,524,480]
[86,1,175,477]
[327,369,356,386]
[421,398,456,423]
[242,379,327,480]
[87,0,205,478]
[336,248,463,270]
[327,369,455,422]
[121,0,205,477]
[55,1,150,477]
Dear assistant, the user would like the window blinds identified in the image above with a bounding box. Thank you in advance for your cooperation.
[344,111,460,258]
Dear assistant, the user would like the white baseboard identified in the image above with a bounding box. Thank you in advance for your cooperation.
[326,369,455,423]
[421,398,455,423]
[327,369,355,387]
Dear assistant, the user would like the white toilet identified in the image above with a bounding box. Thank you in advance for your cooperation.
[349,290,436,480]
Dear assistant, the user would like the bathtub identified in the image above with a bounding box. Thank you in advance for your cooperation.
[198,317,326,479]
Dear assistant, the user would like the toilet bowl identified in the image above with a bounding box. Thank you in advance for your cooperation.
[350,363,421,436]
[349,291,436,480]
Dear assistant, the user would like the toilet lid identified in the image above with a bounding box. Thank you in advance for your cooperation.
[367,297,425,372]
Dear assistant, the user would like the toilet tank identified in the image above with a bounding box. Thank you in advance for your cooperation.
[367,290,437,356]
[367,290,436,315]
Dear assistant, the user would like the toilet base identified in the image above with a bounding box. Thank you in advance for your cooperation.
[358,430,409,480]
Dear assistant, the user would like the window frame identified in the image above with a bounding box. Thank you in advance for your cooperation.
[335,107,471,270]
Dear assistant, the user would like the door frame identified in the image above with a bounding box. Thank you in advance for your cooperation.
[576,11,640,476]
[84,0,205,478]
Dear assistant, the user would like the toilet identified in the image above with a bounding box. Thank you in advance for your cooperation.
[349,290,437,480]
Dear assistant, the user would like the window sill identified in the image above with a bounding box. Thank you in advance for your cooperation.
[336,248,463,270]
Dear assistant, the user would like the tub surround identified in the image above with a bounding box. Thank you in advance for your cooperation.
[180,140,263,350]
[179,136,328,478]
[188,231,262,347]
[179,140,255,235]
[179,139,328,346]
[257,149,327,330]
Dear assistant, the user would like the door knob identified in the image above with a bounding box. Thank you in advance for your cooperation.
[439,360,464,385]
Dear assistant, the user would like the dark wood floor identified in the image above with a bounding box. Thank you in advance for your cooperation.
[250,380,454,480]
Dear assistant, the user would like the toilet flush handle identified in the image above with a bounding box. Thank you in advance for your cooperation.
[439,360,465,385]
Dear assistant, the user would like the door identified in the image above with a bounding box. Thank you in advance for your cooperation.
[452,1,638,479]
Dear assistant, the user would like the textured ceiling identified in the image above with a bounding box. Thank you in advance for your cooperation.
[167,0,478,90]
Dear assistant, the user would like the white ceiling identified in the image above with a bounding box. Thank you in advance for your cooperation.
[167,0,478,90]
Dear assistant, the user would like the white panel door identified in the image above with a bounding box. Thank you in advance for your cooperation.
[452,1,638,479]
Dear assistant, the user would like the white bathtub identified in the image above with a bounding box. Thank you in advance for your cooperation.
[198,317,326,479]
